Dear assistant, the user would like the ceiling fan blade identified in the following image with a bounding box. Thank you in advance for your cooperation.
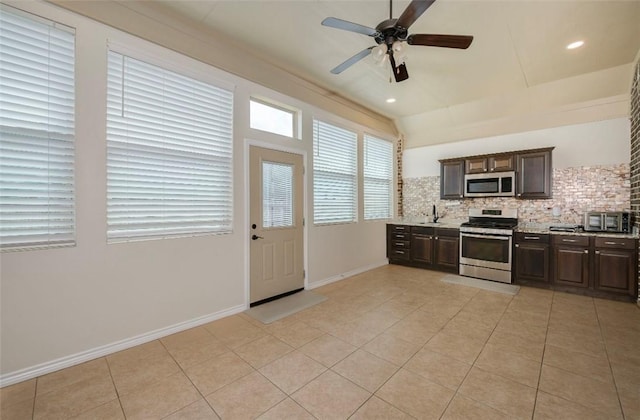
[396,0,436,29]
[321,17,379,37]
[407,34,474,49]
[330,47,375,74]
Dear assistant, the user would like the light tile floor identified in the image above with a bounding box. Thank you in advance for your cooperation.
[2,265,639,419]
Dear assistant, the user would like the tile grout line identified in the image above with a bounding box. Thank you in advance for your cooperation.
[530,290,555,420]
[593,299,628,419]
[436,289,520,419]
[156,337,228,419]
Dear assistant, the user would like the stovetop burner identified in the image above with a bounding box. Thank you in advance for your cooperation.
[460,208,519,234]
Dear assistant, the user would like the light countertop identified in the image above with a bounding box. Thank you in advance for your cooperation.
[388,218,465,229]
[515,225,639,239]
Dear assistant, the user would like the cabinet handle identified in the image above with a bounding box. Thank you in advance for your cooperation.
[595,250,601,254]
[435,237,439,240]
[562,239,577,243]
[460,195,463,198]
[584,250,589,253]
[604,241,619,245]
[515,244,520,248]
[517,193,522,197]
[395,242,404,246]
[395,226,406,230]
[395,234,406,239]
[395,251,405,255]
[524,236,540,240]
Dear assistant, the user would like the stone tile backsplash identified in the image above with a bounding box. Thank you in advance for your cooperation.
[403,164,630,225]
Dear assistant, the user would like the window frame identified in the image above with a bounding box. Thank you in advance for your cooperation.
[0,5,77,251]
[312,118,359,226]
[249,97,299,139]
[363,134,395,221]
[105,44,235,243]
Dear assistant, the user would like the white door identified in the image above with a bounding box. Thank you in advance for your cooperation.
[249,146,304,305]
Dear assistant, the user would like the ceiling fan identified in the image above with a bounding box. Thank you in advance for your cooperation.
[321,0,473,82]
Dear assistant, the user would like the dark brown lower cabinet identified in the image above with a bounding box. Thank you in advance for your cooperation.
[387,224,459,273]
[435,230,460,271]
[514,233,638,301]
[411,227,435,264]
[594,237,637,296]
[514,233,550,284]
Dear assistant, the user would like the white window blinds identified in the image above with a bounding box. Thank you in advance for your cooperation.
[364,135,393,220]
[262,161,293,228]
[0,6,76,250]
[313,120,357,224]
[106,50,234,242]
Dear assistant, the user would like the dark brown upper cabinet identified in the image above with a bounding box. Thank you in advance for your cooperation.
[440,159,464,200]
[465,154,514,174]
[516,148,553,199]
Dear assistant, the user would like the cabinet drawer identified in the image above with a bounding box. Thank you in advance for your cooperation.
[389,248,410,260]
[553,235,590,247]
[595,237,636,250]
[412,226,435,235]
[435,228,459,238]
[390,232,409,240]
[390,240,410,249]
[390,224,410,232]
[515,232,550,244]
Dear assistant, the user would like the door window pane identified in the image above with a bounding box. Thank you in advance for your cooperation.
[263,161,293,228]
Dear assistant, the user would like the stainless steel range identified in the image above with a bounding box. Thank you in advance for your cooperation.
[459,208,518,283]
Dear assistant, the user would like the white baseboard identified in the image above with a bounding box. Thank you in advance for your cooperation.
[0,304,245,387]
[308,260,389,290]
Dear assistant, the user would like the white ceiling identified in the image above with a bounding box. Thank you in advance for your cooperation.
[154,0,640,136]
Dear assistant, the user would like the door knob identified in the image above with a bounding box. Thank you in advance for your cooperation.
[251,234,264,240]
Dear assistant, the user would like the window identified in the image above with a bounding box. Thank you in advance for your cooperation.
[262,161,293,228]
[106,50,234,242]
[313,120,357,224]
[250,98,295,138]
[0,6,76,250]
[364,135,394,220]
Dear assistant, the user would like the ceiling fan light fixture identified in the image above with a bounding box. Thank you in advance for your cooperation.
[566,40,584,50]
[372,43,388,62]
[386,98,396,103]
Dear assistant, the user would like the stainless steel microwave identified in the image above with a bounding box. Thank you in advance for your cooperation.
[583,211,632,233]
[464,171,515,198]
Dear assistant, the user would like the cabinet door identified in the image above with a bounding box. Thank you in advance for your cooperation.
[465,157,487,174]
[553,247,590,288]
[516,150,552,199]
[514,243,549,283]
[435,235,459,271]
[489,155,514,172]
[440,160,465,199]
[594,249,636,295]
[411,234,434,264]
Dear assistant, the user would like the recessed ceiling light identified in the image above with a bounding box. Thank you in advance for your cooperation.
[566,40,584,50]
[386,98,396,103]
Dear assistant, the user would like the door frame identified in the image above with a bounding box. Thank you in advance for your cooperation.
[244,140,308,309]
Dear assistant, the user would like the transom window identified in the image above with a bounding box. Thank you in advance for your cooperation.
[250,98,296,138]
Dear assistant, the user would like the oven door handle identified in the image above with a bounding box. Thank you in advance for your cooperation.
[460,233,511,241]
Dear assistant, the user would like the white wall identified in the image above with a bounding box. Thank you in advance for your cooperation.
[403,118,631,178]
[0,2,392,383]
